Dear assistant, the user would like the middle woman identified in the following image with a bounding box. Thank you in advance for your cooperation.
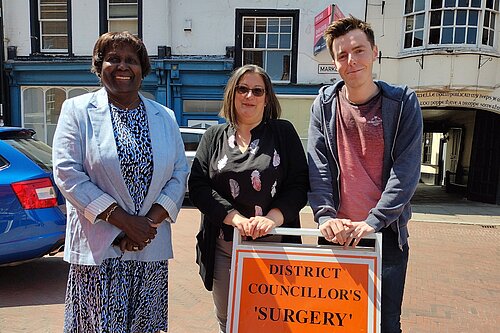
[188,64,309,333]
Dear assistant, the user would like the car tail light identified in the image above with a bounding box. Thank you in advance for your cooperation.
[11,178,58,209]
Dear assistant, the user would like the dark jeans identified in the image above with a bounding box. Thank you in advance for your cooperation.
[380,227,409,333]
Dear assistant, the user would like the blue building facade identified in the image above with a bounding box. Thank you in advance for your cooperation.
[5,56,321,131]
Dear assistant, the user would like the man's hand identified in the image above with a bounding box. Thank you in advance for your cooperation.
[319,218,352,245]
[343,221,375,248]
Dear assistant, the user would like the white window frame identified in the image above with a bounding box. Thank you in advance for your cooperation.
[241,16,293,83]
[108,0,138,35]
[403,0,499,51]
[483,0,499,46]
[38,0,68,52]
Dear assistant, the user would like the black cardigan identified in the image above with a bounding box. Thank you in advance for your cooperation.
[188,119,309,290]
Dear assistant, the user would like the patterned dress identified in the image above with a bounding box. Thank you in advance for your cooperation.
[64,101,169,333]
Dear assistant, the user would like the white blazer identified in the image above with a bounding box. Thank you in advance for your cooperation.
[53,88,189,265]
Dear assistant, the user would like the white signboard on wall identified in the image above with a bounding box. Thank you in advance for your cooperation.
[318,64,337,74]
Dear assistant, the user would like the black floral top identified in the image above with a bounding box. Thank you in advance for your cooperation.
[189,119,309,241]
[211,122,282,222]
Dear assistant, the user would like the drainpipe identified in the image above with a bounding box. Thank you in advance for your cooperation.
[0,0,6,126]
[364,0,368,21]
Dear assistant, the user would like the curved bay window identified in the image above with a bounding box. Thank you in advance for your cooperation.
[404,0,499,50]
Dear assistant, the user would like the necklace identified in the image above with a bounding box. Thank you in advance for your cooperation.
[236,131,251,146]
[108,96,140,111]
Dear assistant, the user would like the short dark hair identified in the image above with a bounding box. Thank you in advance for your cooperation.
[324,16,375,59]
[220,64,281,126]
[91,31,151,78]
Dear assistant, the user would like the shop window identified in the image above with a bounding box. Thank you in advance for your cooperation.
[21,87,157,145]
[183,100,222,114]
[22,87,98,146]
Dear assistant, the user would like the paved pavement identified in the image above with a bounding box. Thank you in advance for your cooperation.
[0,185,499,332]
[410,183,500,226]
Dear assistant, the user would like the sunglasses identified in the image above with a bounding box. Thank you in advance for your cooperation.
[235,85,266,97]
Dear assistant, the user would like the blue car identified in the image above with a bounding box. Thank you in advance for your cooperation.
[0,127,66,265]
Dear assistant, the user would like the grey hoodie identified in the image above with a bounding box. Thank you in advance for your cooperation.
[307,80,423,249]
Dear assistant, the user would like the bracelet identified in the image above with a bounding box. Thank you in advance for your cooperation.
[145,216,155,224]
[105,204,118,222]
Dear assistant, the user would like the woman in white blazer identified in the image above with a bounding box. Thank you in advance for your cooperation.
[53,31,189,333]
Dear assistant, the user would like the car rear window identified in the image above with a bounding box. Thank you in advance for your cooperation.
[181,132,203,152]
[2,138,53,172]
[0,155,9,170]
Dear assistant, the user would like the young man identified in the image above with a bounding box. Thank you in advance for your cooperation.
[307,16,422,333]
